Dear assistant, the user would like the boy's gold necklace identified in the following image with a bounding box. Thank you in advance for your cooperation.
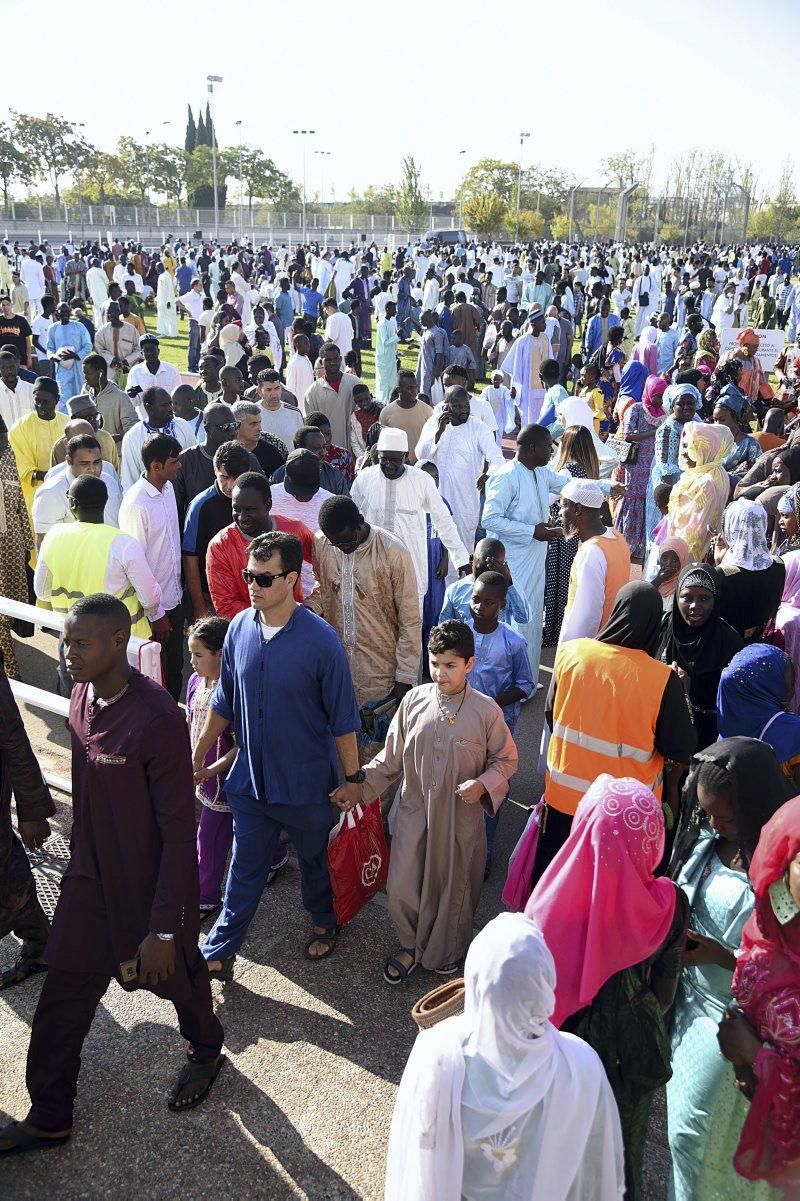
[436,685,468,726]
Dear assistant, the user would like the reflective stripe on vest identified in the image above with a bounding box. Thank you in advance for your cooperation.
[551,721,658,765]
[42,523,149,634]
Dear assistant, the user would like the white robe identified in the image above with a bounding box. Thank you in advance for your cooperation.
[230,271,252,324]
[333,258,355,302]
[415,415,503,555]
[156,272,178,337]
[350,463,470,607]
[500,331,553,426]
[86,266,109,317]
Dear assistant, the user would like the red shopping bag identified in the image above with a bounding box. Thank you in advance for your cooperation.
[501,799,544,912]
[328,800,389,925]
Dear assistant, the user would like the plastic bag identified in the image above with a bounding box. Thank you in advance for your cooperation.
[501,799,544,912]
[328,800,389,925]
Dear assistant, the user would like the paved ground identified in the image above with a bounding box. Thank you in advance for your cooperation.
[0,627,670,1200]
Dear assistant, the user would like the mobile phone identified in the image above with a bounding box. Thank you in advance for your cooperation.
[119,957,140,991]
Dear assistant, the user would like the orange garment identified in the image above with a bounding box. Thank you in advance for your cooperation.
[753,432,787,452]
[563,529,631,631]
[545,638,670,816]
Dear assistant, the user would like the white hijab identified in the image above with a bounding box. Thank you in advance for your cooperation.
[720,497,774,572]
[385,914,624,1201]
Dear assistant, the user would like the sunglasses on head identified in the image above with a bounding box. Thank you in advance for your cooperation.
[207,420,238,432]
[241,568,291,588]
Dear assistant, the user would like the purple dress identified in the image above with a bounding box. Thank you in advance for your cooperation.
[613,402,664,563]
[187,672,234,906]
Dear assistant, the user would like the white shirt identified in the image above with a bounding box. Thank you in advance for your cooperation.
[0,376,33,428]
[270,482,334,596]
[119,475,182,610]
[482,385,516,442]
[30,314,54,356]
[350,463,469,602]
[259,400,303,448]
[415,414,504,550]
[178,289,206,322]
[324,311,353,356]
[373,291,393,321]
[33,462,121,534]
[558,529,619,645]
[19,255,45,300]
[127,361,183,419]
[119,417,196,491]
[285,354,315,403]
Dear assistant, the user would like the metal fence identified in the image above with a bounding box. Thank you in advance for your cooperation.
[567,184,751,247]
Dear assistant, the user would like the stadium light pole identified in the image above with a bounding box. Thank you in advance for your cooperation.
[315,149,331,233]
[515,132,530,243]
[235,119,244,243]
[457,149,466,230]
[293,130,316,246]
[207,75,223,240]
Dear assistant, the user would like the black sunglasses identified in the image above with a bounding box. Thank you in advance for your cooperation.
[206,420,238,433]
[241,568,291,588]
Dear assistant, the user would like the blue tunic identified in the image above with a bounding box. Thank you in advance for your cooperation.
[466,619,534,734]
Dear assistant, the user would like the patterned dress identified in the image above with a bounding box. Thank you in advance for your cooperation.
[646,416,685,545]
[543,462,586,646]
[0,446,33,679]
[613,403,665,564]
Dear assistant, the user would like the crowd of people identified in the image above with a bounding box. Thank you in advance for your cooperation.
[0,230,799,1200]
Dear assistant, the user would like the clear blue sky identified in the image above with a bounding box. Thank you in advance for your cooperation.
[4,0,796,202]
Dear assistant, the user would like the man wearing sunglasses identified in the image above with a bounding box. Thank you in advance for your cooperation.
[193,530,362,973]
[171,400,262,529]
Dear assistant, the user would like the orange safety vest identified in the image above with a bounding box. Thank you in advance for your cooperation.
[563,529,631,633]
[545,638,670,816]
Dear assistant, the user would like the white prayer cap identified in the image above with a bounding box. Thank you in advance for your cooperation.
[376,428,408,453]
[561,478,603,509]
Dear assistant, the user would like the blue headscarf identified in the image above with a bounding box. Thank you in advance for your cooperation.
[717,644,800,767]
[664,383,701,413]
[617,360,648,404]
[716,382,747,421]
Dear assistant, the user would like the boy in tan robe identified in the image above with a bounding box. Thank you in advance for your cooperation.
[331,619,517,982]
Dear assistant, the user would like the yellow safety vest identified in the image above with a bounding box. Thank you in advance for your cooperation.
[40,522,151,638]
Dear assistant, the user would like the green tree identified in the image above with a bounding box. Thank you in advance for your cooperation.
[149,144,188,208]
[235,149,299,215]
[457,158,574,223]
[395,155,428,231]
[185,106,197,153]
[515,208,546,239]
[550,213,571,240]
[117,136,151,206]
[78,150,127,205]
[600,149,648,190]
[463,192,506,237]
[457,158,519,205]
[0,120,32,210]
[197,112,206,147]
[185,144,230,210]
[12,111,92,202]
[205,101,215,148]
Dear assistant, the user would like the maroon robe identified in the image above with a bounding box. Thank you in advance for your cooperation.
[47,671,201,999]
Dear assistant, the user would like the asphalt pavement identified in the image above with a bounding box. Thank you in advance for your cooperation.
[0,627,669,1200]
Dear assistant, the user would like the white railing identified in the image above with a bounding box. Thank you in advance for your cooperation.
[1,597,163,795]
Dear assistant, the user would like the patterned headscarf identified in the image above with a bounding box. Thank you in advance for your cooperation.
[668,422,734,561]
[664,382,701,413]
[720,498,773,572]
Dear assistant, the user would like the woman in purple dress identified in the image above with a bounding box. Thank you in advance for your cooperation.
[613,375,667,563]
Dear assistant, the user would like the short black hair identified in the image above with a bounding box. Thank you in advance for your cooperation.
[653,481,673,510]
[428,619,474,661]
[69,592,131,634]
[319,495,360,536]
[517,423,550,450]
[83,352,107,373]
[142,432,181,470]
[474,570,508,595]
[352,383,370,399]
[213,441,251,476]
[69,474,108,510]
[66,434,101,457]
[188,615,229,653]
[257,368,281,385]
[304,411,331,428]
[233,471,271,502]
[294,424,325,449]
[539,358,561,385]
[248,530,302,577]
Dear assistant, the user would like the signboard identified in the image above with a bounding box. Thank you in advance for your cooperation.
[719,328,786,374]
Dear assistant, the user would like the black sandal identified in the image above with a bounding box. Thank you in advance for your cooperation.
[206,956,235,982]
[383,950,417,985]
[167,1054,226,1113]
[0,955,47,991]
[304,927,338,961]
[0,1120,70,1156]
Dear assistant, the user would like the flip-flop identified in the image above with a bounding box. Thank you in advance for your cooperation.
[434,963,460,977]
[0,1120,70,1156]
[305,927,338,961]
[168,1054,226,1113]
[207,955,235,983]
[383,952,417,985]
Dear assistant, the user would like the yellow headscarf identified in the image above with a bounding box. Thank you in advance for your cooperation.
[667,422,734,562]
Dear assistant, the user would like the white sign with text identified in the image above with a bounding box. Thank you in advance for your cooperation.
[719,328,786,373]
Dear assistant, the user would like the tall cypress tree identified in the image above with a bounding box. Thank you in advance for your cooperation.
[196,111,206,147]
[185,105,197,153]
[205,100,215,149]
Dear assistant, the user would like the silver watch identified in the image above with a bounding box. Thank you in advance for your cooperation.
[155,932,174,941]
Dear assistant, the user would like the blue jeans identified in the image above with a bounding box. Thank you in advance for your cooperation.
[201,791,336,962]
[188,320,201,373]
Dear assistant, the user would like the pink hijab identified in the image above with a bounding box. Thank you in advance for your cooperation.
[525,775,678,1029]
[774,549,800,712]
[642,374,668,421]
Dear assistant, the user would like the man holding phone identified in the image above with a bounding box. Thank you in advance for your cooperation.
[0,594,225,1155]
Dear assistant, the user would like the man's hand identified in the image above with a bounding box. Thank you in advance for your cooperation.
[137,932,175,986]
[487,556,512,585]
[683,929,733,968]
[717,1007,762,1066]
[456,561,471,578]
[476,472,489,492]
[150,614,171,642]
[609,483,626,500]
[533,523,562,542]
[456,779,488,805]
[18,819,51,852]
[393,681,412,704]
[435,409,451,441]
[329,782,362,812]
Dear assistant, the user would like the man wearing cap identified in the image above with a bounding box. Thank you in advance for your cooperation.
[50,397,120,471]
[500,305,553,425]
[483,424,619,684]
[33,434,122,546]
[558,478,631,644]
[46,303,93,408]
[81,353,138,445]
[126,336,181,419]
[8,377,69,522]
[93,301,142,385]
[350,426,469,610]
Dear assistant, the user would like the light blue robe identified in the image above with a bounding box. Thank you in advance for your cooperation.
[46,319,92,409]
[375,315,399,402]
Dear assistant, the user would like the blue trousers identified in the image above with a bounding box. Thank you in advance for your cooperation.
[202,792,336,962]
[188,320,202,373]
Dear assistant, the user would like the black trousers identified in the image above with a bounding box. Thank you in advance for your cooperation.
[26,953,223,1131]
[2,833,50,958]
[530,804,574,888]
[161,602,185,700]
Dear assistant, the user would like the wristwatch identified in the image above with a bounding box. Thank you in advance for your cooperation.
[345,769,366,784]
[156,932,174,941]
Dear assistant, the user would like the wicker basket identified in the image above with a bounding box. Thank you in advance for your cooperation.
[411,978,465,1030]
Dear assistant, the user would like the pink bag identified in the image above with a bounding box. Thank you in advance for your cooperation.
[328,800,390,925]
[501,799,544,912]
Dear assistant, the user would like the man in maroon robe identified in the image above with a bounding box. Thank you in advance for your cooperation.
[0,594,224,1155]
[344,265,373,347]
